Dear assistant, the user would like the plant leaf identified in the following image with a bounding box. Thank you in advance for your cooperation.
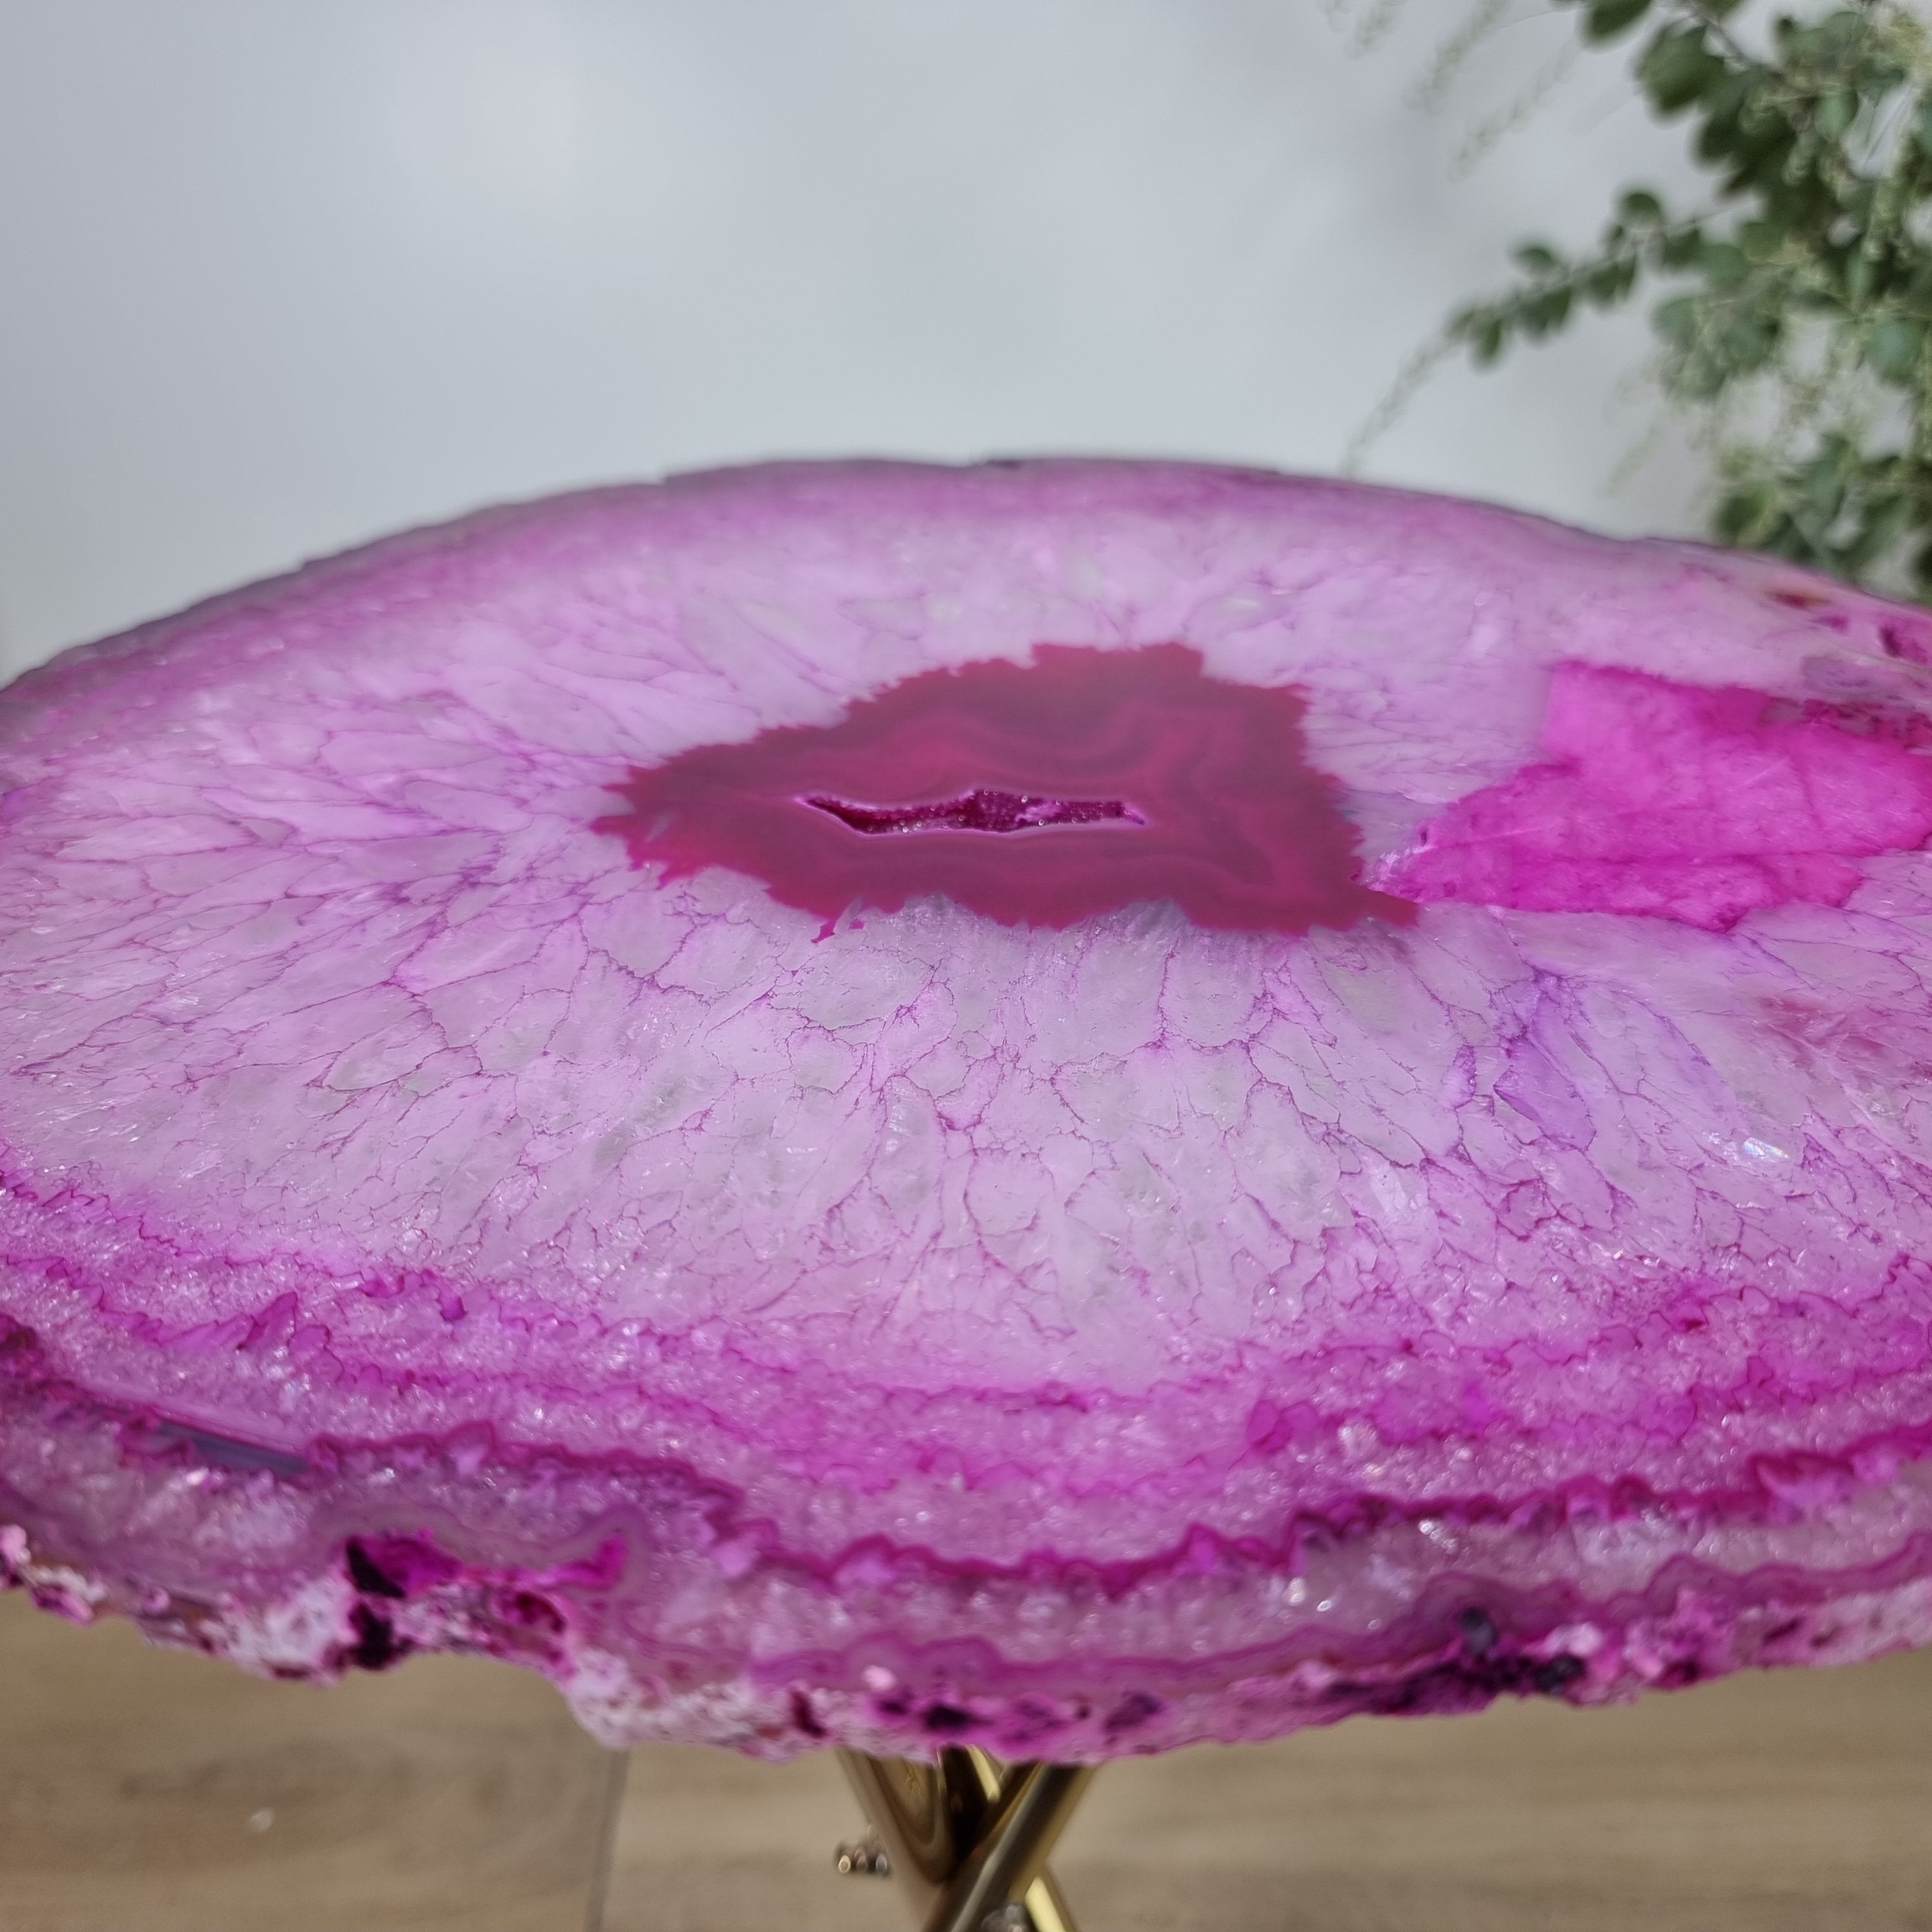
[1639,24,1727,116]
[1870,316,1926,382]
[1583,0,1651,41]
[1654,294,1701,346]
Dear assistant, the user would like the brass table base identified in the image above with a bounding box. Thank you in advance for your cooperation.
[838,1745,1095,1932]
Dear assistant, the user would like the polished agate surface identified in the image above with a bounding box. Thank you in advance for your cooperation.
[6,460,1932,1757]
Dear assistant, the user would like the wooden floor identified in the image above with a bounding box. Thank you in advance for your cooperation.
[3,1588,1932,1930]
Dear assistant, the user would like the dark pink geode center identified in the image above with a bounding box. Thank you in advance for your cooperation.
[597,642,1411,933]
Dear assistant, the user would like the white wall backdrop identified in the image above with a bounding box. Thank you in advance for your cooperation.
[0,1,1713,682]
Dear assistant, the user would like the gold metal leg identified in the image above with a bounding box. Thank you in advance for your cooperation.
[837,1745,1093,1932]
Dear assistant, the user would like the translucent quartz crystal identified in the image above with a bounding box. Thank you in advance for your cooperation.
[6,459,1932,1758]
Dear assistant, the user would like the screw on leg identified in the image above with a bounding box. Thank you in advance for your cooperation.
[979,1907,1032,1931]
[835,1832,894,1878]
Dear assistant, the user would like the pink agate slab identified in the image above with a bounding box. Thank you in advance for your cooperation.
[6,458,1932,1759]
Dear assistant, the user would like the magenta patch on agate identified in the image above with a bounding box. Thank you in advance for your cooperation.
[1393,663,1932,928]
[597,643,1411,933]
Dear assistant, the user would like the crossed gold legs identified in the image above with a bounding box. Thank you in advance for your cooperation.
[837,1747,1095,1931]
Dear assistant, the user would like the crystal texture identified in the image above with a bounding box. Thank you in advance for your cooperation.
[5,460,1932,1758]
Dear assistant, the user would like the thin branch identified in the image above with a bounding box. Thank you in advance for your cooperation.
[1410,0,1514,112]
[1342,337,1457,475]
[1452,41,1580,176]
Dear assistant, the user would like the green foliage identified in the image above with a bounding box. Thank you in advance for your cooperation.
[1450,1,1932,599]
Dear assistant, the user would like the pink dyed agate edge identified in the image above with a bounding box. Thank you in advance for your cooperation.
[5,460,1932,1757]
